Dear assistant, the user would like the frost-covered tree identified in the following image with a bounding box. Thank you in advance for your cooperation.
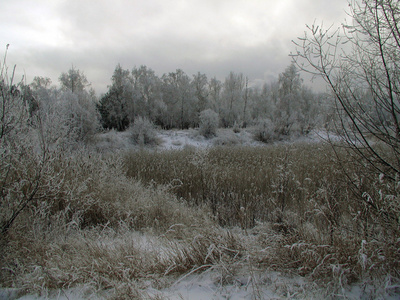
[97,64,132,131]
[0,49,100,237]
[242,76,250,127]
[209,77,222,113]
[31,76,52,90]
[221,72,244,127]
[59,90,100,143]
[271,63,320,135]
[192,72,209,116]
[293,0,400,177]
[58,68,99,143]
[59,66,89,93]
[131,65,162,121]
[24,68,100,149]
[275,63,302,135]
[293,0,400,230]
[297,86,321,134]
[161,69,196,129]
[250,83,276,121]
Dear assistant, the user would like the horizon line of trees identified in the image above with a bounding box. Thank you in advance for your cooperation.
[23,62,334,137]
[96,63,332,134]
[11,61,341,150]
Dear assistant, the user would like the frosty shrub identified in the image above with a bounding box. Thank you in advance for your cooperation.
[232,121,241,133]
[59,91,101,143]
[253,118,276,143]
[130,116,158,146]
[199,109,219,138]
[213,130,242,146]
[91,129,130,152]
[35,91,100,152]
[0,55,44,236]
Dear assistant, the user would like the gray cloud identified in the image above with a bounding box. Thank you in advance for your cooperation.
[0,0,348,94]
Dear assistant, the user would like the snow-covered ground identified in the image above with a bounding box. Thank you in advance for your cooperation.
[156,128,265,150]
[92,127,331,153]
[157,129,212,150]
[150,271,398,300]
[2,270,397,299]
[156,128,334,151]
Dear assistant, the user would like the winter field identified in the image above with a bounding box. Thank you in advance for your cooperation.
[3,0,400,297]
[1,128,399,300]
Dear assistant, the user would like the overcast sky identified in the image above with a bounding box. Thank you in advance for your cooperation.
[1,0,349,94]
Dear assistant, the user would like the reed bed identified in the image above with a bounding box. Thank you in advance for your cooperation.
[125,144,350,230]
[1,143,399,298]
[124,143,400,285]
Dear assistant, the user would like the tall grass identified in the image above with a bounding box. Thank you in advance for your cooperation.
[1,143,399,298]
[124,143,400,285]
[0,151,222,297]
[124,144,346,229]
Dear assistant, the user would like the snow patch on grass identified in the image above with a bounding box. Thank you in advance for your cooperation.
[91,127,332,153]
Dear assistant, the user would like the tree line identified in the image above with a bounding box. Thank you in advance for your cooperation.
[97,63,332,134]
[19,62,334,145]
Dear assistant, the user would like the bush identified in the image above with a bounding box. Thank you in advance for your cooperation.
[232,121,241,133]
[253,118,276,143]
[61,91,101,143]
[0,56,48,237]
[130,116,158,146]
[198,109,219,138]
[213,130,242,146]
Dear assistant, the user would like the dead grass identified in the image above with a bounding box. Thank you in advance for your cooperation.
[124,143,400,285]
[2,223,246,298]
[1,143,399,298]
[0,151,216,296]
[124,144,346,228]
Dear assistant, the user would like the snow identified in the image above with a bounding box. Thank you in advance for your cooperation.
[91,127,337,153]
[6,270,399,299]
[150,270,309,299]
[157,129,212,150]
[150,128,301,151]
[154,128,343,152]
